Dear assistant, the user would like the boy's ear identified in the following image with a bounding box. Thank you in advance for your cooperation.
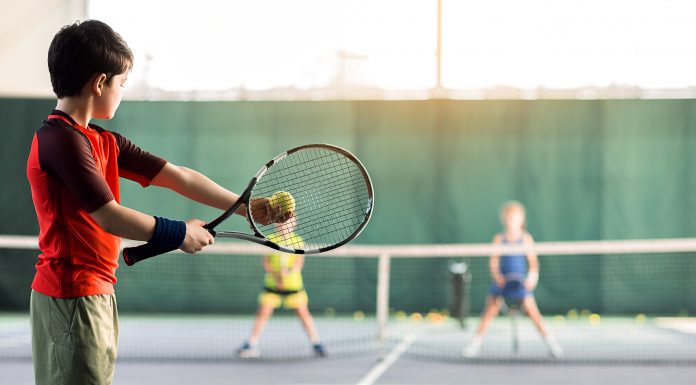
[90,74,108,96]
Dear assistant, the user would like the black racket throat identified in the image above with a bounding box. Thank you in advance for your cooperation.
[205,179,256,231]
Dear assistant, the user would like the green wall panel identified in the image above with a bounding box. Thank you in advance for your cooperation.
[2,98,694,316]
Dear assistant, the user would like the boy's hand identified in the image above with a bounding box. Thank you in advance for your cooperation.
[181,219,214,253]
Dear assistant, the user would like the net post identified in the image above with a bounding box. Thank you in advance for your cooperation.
[376,252,391,343]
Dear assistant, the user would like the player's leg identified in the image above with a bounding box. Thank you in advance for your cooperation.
[239,293,279,358]
[287,291,326,356]
[522,296,563,358]
[476,295,503,336]
[249,304,275,344]
[31,290,118,385]
[464,294,501,357]
[522,296,548,336]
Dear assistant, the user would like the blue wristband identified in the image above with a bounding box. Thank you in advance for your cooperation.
[150,216,186,249]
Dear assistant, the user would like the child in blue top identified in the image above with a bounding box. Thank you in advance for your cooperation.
[464,201,562,358]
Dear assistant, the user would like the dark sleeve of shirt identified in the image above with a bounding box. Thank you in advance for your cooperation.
[110,131,167,187]
[37,125,115,213]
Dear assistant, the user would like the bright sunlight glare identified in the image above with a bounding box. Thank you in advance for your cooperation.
[88,0,696,99]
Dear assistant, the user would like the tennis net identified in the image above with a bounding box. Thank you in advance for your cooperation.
[0,236,695,364]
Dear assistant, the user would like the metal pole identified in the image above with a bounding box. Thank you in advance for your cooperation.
[435,0,443,92]
[376,253,391,343]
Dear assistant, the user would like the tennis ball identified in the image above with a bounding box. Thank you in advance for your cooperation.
[426,312,445,324]
[395,311,407,321]
[589,314,601,325]
[635,314,646,324]
[353,310,365,321]
[269,191,296,219]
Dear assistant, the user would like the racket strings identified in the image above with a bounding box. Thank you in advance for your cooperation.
[250,147,371,251]
[256,176,367,247]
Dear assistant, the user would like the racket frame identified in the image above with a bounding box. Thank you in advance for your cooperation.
[211,144,374,254]
[123,143,373,265]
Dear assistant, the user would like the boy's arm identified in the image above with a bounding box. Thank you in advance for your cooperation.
[113,133,272,223]
[291,254,305,272]
[524,233,539,290]
[262,255,284,289]
[90,200,213,253]
[150,163,243,214]
[150,163,276,224]
[490,234,505,287]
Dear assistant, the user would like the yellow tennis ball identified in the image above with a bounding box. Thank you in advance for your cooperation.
[269,191,295,217]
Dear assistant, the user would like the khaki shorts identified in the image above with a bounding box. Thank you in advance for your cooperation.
[258,290,309,310]
[30,290,118,385]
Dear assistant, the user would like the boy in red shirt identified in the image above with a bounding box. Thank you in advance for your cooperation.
[27,20,273,384]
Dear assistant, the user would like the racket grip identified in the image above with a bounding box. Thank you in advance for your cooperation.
[123,242,178,266]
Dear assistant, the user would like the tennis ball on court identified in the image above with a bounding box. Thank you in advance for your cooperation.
[410,313,423,323]
[395,311,407,321]
[353,310,365,321]
[553,315,565,323]
[426,312,445,324]
[589,314,601,325]
[635,314,646,324]
[269,191,296,219]
[567,309,578,319]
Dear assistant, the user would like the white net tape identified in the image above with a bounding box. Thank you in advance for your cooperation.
[3,235,696,257]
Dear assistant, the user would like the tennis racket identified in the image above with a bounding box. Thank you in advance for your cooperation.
[123,144,374,266]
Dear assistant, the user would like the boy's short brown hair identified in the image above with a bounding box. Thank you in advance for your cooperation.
[48,20,133,98]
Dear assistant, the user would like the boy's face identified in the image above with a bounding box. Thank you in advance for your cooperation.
[503,208,525,230]
[94,72,127,120]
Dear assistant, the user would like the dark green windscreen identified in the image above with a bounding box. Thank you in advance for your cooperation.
[2,98,695,315]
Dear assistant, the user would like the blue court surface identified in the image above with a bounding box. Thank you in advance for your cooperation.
[2,356,695,385]
[2,313,696,385]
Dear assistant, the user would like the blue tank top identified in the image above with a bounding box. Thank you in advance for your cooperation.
[499,234,527,276]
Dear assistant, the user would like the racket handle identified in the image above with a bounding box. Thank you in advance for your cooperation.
[123,242,178,266]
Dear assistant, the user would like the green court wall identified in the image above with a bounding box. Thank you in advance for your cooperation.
[1,98,695,316]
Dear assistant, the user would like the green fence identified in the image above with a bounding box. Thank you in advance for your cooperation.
[1,98,695,315]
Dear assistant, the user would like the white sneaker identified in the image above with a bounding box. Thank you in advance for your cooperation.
[544,336,563,359]
[238,341,260,358]
[463,336,482,358]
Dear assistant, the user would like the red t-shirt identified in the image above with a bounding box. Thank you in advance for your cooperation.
[26,110,166,298]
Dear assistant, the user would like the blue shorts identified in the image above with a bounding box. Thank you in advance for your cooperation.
[489,282,533,299]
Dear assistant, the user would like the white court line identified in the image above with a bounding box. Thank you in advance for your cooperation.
[656,318,696,334]
[355,334,415,385]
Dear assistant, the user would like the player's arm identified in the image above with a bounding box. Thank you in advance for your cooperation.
[262,255,274,273]
[263,255,284,287]
[291,254,305,272]
[40,127,212,254]
[489,234,505,287]
[90,200,213,254]
[150,163,274,224]
[151,163,243,213]
[523,233,539,290]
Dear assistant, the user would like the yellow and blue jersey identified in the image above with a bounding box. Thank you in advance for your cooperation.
[264,232,304,292]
